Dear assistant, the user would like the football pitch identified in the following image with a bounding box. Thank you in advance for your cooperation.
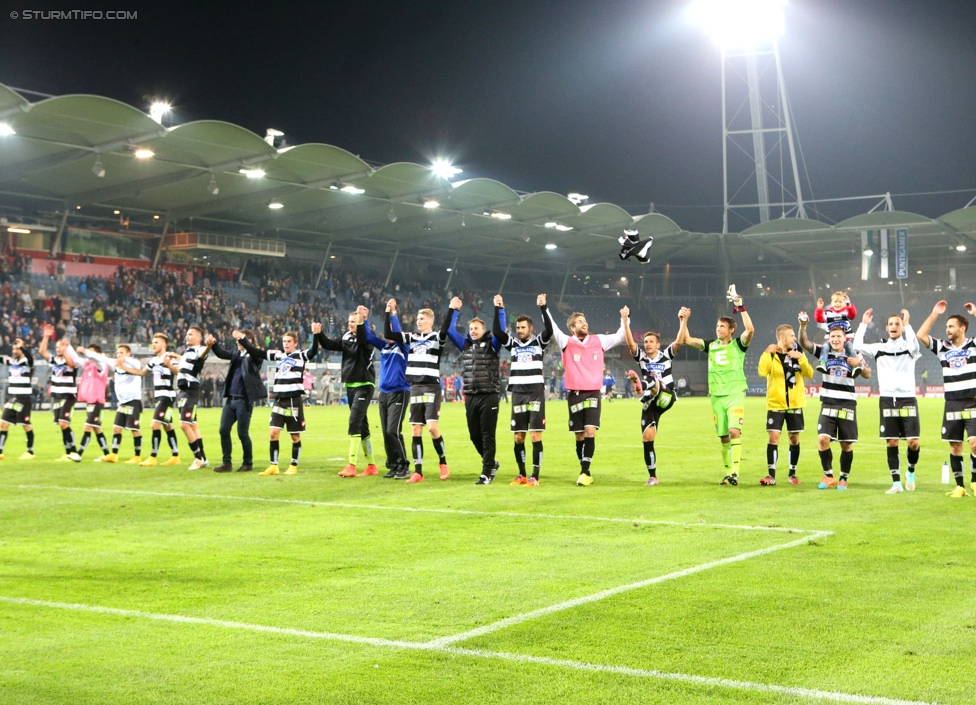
[1,397,972,704]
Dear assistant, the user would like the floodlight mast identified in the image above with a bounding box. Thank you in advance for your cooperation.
[693,0,807,233]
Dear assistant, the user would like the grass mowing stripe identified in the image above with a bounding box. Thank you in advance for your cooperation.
[14,484,828,534]
[0,595,931,705]
[428,531,834,647]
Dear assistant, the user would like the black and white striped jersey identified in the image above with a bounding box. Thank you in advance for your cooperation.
[402,331,446,386]
[813,344,864,407]
[177,345,207,390]
[2,352,33,398]
[502,335,549,392]
[50,355,78,397]
[146,355,176,400]
[264,349,312,399]
[634,344,676,396]
[928,337,976,401]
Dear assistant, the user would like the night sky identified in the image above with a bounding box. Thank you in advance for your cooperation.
[1,0,974,232]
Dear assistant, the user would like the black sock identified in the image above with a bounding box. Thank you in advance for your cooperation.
[575,439,584,461]
[291,441,301,466]
[0,430,7,453]
[134,436,142,457]
[840,449,853,480]
[80,431,91,454]
[152,429,161,457]
[26,430,35,454]
[887,446,900,481]
[62,427,76,454]
[514,442,526,476]
[580,437,595,475]
[971,454,976,483]
[412,436,424,475]
[96,433,109,454]
[112,433,122,454]
[531,440,543,478]
[906,447,919,469]
[788,443,800,474]
[167,429,179,455]
[432,436,446,464]
[197,438,206,461]
[270,440,280,465]
[644,440,656,477]
[951,454,964,487]
[766,443,777,476]
[819,448,833,474]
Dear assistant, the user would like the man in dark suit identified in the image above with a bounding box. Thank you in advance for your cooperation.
[207,330,264,472]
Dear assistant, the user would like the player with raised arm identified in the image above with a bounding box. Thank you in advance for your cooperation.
[166,326,213,470]
[363,300,411,479]
[757,322,814,486]
[235,324,320,476]
[0,338,37,460]
[37,325,83,462]
[624,309,684,485]
[121,334,182,466]
[916,300,976,498]
[799,314,872,490]
[86,345,145,464]
[546,302,629,486]
[317,307,378,478]
[676,286,755,485]
[493,293,551,486]
[853,308,922,493]
[74,344,110,461]
[384,300,452,483]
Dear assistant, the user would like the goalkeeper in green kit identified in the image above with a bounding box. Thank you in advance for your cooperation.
[677,285,755,485]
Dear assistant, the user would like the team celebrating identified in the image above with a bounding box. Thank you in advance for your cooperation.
[2,290,975,496]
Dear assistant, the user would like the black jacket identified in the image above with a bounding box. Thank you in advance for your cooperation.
[315,324,376,386]
[211,340,266,403]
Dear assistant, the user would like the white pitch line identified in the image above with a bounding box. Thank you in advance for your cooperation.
[427,531,833,647]
[0,595,931,705]
[14,484,826,534]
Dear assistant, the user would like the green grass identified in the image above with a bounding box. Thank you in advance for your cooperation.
[0,397,973,704]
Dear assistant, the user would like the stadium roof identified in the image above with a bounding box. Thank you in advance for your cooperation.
[1,83,974,277]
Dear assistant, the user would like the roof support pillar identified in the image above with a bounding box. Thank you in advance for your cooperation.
[808,267,817,300]
[314,242,333,289]
[498,261,512,295]
[151,221,170,269]
[637,273,646,309]
[718,233,730,294]
[382,248,399,290]
[238,257,249,284]
[49,207,69,257]
[443,254,459,292]
[558,268,572,307]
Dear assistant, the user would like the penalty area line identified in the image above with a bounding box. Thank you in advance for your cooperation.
[427,531,833,647]
[0,595,930,705]
[14,484,828,535]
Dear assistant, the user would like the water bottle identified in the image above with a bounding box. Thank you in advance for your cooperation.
[942,461,951,484]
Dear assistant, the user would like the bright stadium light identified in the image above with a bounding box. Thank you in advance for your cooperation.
[0,123,15,136]
[957,244,968,252]
[690,0,787,51]
[240,168,265,179]
[554,224,573,232]
[490,211,512,220]
[431,159,462,180]
[545,242,557,250]
[423,200,440,209]
[267,199,284,210]
[133,148,155,159]
[340,185,365,194]
[863,247,874,257]
[149,101,171,124]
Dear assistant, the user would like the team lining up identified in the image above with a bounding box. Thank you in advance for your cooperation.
[1,289,975,494]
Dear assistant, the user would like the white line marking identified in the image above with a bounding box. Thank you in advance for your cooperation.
[13,485,826,534]
[428,531,833,647]
[0,595,931,705]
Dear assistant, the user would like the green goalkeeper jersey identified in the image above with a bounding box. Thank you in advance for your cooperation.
[704,337,749,396]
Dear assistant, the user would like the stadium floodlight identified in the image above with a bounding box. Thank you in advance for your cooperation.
[149,101,171,124]
[957,244,968,252]
[545,242,557,250]
[240,168,265,179]
[555,224,573,232]
[423,200,440,209]
[0,123,15,136]
[690,0,787,51]
[267,199,284,210]
[544,222,558,228]
[133,148,155,159]
[7,227,31,234]
[567,193,588,205]
[490,211,512,220]
[340,185,365,195]
[206,177,219,195]
[387,207,397,223]
[863,247,874,257]
[265,128,284,146]
[92,159,106,178]
[431,159,462,180]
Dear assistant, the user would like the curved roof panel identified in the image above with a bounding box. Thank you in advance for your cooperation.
[445,178,520,211]
[834,211,936,230]
[740,217,833,237]
[939,206,976,233]
[14,94,163,147]
[147,120,275,169]
[272,143,371,184]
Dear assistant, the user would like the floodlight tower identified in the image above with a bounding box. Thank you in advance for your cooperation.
[693,0,807,233]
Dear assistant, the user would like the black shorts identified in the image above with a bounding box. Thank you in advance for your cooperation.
[640,394,674,430]
[1,397,32,426]
[113,400,143,432]
[270,397,306,434]
[409,384,442,426]
[568,390,601,433]
[510,390,546,433]
[176,388,200,424]
[942,399,976,442]
[153,397,175,426]
[53,395,75,424]
[879,397,920,440]
[766,409,805,434]
[84,402,105,428]
[817,404,858,443]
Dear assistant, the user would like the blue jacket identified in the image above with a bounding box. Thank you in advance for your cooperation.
[365,315,410,393]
